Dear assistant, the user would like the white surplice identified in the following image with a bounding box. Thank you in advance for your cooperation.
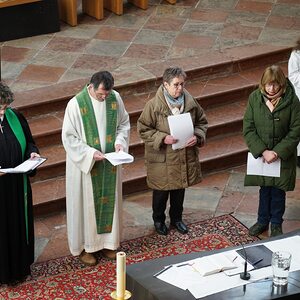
[62,89,130,256]
[288,50,300,153]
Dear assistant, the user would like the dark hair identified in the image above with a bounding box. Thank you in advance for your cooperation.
[90,71,114,90]
[163,67,187,84]
[259,65,287,92]
[293,38,300,51]
[0,81,14,104]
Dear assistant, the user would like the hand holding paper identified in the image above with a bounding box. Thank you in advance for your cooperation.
[104,151,134,166]
[247,152,281,177]
[167,113,194,150]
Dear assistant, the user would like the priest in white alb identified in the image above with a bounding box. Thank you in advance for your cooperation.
[62,71,130,266]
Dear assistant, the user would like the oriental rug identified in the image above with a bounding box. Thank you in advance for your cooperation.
[0,214,259,300]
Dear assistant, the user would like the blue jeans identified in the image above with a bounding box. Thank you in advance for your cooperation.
[258,186,286,225]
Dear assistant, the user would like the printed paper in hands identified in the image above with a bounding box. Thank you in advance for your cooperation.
[0,157,46,174]
[247,152,280,177]
[192,253,237,276]
[167,113,194,150]
[104,151,134,166]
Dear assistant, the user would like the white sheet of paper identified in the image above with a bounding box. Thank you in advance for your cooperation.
[247,152,280,177]
[297,143,300,156]
[167,113,194,150]
[104,151,134,166]
[0,157,46,173]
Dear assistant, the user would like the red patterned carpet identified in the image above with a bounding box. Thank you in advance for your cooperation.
[0,215,258,299]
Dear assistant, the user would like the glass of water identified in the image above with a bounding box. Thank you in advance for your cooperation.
[272,251,292,286]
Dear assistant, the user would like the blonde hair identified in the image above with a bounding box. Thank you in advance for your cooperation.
[259,65,287,93]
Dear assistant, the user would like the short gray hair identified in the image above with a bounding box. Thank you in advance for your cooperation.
[162,67,187,84]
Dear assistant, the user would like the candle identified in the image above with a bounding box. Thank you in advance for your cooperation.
[116,251,126,298]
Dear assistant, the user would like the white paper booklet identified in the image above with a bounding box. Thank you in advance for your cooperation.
[246,152,281,177]
[104,151,134,166]
[167,113,194,150]
[192,253,237,276]
[0,157,47,174]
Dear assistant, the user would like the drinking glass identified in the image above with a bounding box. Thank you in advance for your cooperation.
[272,251,291,286]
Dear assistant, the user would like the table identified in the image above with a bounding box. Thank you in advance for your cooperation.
[126,231,300,299]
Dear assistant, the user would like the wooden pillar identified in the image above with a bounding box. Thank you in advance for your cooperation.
[82,0,103,20]
[128,0,148,10]
[58,0,77,26]
[58,0,104,26]
[104,0,148,15]
[103,0,123,15]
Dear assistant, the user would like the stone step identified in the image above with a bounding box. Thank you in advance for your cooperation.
[32,131,247,215]
[13,46,291,119]
[23,46,291,215]
[32,95,248,183]
[26,59,288,148]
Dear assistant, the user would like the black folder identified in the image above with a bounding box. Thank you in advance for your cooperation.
[236,244,273,269]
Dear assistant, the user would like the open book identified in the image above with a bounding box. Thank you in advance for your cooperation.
[0,157,47,174]
[192,253,237,276]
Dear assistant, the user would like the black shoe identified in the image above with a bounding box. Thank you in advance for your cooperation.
[248,222,268,236]
[171,221,188,234]
[154,222,168,235]
[270,224,283,237]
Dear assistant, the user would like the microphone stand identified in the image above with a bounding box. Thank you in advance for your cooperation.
[240,244,251,280]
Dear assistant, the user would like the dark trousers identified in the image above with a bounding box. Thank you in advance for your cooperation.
[152,189,185,224]
[258,186,286,225]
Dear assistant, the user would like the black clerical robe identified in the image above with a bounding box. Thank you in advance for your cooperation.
[0,109,38,284]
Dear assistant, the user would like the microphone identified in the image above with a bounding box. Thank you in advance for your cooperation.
[240,244,251,280]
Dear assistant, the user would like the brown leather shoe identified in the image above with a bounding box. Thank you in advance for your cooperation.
[101,249,117,260]
[79,250,97,266]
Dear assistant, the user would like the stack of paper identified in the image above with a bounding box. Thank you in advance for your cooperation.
[104,151,134,166]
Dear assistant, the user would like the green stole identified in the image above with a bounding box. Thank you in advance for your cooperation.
[76,86,118,234]
[5,108,29,244]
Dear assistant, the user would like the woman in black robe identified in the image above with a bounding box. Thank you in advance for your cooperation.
[0,82,40,285]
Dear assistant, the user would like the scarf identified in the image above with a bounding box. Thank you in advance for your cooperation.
[262,87,284,112]
[163,87,185,115]
[76,86,118,234]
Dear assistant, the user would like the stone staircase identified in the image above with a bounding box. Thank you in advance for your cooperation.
[13,47,291,215]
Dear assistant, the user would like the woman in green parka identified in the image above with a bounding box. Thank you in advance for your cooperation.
[243,65,300,238]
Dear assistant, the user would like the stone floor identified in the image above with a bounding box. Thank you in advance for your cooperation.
[1,0,300,94]
[0,0,300,263]
[34,165,300,263]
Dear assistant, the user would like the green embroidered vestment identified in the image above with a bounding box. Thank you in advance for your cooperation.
[76,86,118,234]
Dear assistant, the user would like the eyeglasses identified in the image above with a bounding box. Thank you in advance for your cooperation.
[172,82,185,89]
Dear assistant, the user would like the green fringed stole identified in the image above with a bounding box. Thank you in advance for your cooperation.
[76,86,118,234]
[5,108,28,244]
